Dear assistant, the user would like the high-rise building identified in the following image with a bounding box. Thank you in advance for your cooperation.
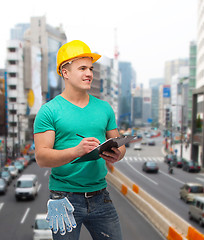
[164,59,189,85]
[171,66,189,130]
[132,86,143,127]
[191,0,204,166]
[158,85,171,129]
[0,70,6,136]
[149,78,164,126]
[188,42,197,126]
[142,89,152,125]
[5,16,66,156]
[118,61,133,128]
[99,56,119,122]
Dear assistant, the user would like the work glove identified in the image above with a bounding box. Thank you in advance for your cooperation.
[46,197,77,235]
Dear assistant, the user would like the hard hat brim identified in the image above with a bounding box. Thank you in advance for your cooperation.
[57,52,101,76]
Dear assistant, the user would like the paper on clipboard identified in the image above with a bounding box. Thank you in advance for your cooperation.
[71,135,136,164]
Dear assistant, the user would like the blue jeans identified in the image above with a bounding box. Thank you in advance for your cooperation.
[50,189,123,240]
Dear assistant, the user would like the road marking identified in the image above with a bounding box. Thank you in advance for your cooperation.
[38,183,41,192]
[123,156,165,162]
[127,162,158,185]
[160,170,185,184]
[21,208,30,224]
[0,203,4,211]
[44,170,49,176]
[196,177,204,183]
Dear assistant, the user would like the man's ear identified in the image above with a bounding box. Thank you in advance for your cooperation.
[61,68,69,79]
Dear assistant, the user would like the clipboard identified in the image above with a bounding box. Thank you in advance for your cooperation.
[71,135,136,164]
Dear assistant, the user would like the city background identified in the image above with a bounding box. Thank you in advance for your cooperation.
[0,1,204,240]
[0,6,203,167]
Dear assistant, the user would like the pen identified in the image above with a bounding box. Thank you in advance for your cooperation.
[76,134,101,145]
[76,134,86,138]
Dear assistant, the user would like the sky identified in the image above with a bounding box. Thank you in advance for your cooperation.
[0,0,197,87]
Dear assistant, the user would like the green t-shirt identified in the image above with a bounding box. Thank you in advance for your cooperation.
[34,95,117,192]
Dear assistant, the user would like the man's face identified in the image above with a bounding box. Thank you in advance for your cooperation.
[62,58,94,91]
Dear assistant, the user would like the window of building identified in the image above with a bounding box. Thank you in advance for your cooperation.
[8,60,17,65]
[9,109,16,114]
[9,97,16,102]
[8,48,16,53]
[9,132,17,137]
[10,122,17,127]
[9,72,17,77]
[9,85,16,90]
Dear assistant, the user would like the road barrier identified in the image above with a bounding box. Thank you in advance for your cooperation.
[106,163,204,240]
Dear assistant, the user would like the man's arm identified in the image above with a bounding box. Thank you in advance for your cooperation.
[34,130,100,168]
[100,128,126,163]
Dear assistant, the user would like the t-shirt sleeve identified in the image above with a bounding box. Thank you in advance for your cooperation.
[33,104,55,134]
[106,103,118,131]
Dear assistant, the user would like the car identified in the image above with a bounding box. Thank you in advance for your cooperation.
[136,134,142,139]
[24,155,32,165]
[179,183,204,203]
[133,143,142,150]
[32,214,52,240]
[0,170,12,185]
[182,161,201,173]
[4,165,18,179]
[0,178,7,194]
[148,140,155,146]
[172,156,184,168]
[16,157,29,168]
[189,196,204,227]
[12,161,24,173]
[15,174,39,201]
[141,138,147,145]
[164,154,174,164]
[142,161,159,173]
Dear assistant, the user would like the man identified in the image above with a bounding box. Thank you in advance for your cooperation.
[34,40,126,240]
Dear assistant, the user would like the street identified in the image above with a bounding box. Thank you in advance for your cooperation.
[0,135,203,239]
[115,135,204,233]
[0,158,165,240]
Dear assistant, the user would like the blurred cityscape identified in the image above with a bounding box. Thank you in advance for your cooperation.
[0,3,203,169]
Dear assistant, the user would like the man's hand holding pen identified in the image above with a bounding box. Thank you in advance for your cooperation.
[76,134,100,157]
[75,134,123,163]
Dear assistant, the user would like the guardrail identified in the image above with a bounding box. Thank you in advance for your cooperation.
[106,163,204,240]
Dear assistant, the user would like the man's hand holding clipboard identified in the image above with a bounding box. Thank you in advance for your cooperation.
[71,135,136,164]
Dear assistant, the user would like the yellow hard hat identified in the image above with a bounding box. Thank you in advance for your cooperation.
[56,40,101,76]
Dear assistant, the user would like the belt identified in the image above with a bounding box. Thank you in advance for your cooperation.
[50,188,106,199]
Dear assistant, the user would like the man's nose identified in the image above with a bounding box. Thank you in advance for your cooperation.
[86,69,93,75]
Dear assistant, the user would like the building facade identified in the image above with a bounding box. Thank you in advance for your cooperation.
[149,78,164,126]
[191,0,204,166]
[188,41,197,126]
[118,61,133,128]
[5,16,66,156]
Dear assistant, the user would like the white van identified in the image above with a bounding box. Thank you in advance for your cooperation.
[189,196,204,227]
[15,174,39,201]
